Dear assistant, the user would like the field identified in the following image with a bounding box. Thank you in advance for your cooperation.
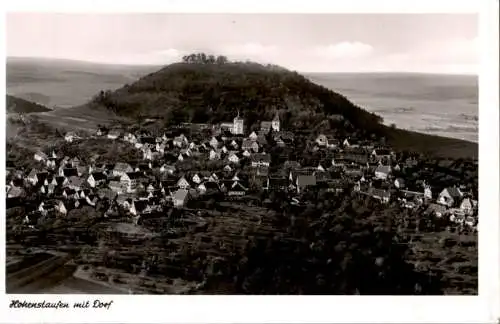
[7,57,159,108]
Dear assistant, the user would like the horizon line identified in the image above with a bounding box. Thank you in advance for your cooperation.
[6,55,479,76]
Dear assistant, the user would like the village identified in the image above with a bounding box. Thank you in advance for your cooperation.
[4,109,480,293]
[6,111,478,232]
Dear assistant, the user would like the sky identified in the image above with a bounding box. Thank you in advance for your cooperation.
[6,13,478,74]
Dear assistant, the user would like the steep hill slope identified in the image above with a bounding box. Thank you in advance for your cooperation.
[6,95,52,114]
[88,61,477,158]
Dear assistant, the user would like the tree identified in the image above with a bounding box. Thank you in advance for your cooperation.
[216,55,229,64]
[235,194,444,295]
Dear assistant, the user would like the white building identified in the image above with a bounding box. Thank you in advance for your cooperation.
[233,112,244,135]
[272,112,280,132]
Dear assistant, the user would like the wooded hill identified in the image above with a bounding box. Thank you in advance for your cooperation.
[6,95,52,114]
[88,54,478,159]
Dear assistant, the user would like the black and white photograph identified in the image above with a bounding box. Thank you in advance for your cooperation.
[2,1,499,323]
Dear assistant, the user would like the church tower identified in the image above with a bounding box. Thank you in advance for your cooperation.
[233,110,244,135]
[271,111,280,132]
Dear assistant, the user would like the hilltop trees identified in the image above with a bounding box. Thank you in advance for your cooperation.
[182,53,229,65]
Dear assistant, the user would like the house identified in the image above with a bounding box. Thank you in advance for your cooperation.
[424,186,433,200]
[87,172,107,188]
[296,175,317,193]
[146,183,156,192]
[141,136,156,145]
[27,169,40,185]
[370,188,391,203]
[7,186,26,199]
[78,189,91,199]
[34,151,48,162]
[250,153,271,168]
[96,127,108,137]
[97,188,117,201]
[191,173,203,184]
[180,148,192,157]
[465,216,476,227]
[198,181,220,195]
[209,149,221,161]
[248,131,258,141]
[231,172,243,182]
[178,153,184,162]
[160,164,176,175]
[372,148,393,160]
[143,148,153,161]
[460,198,474,215]
[208,173,220,183]
[275,131,294,144]
[261,121,273,132]
[46,158,57,169]
[113,163,134,177]
[272,112,280,132]
[172,189,190,207]
[107,130,121,140]
[27,170,48,186]
[256,135,268,146]
[70,157,80,168]
[315,134,328,147]
[242,139,256,151]
[62,188,79,200]
[374,165,392,180]
[394,178,406,189]
[37,172,49,185]
[344,164,364,177]
[67,176,84,191]
[65,132,77,142]
[85,194,99,206]
[120,172,144,192]
[177,176,191,189]
[55,176,68,187]
[60,168,78,178]
[232,113,244,135]
[155,142,166,153]
[284,161,301,170]
[230,140,239,149]
[9,178,25,188]
[427,203,447,217]
[223,164,233,172]
[242,150,251,157]
[266,177,288,191]
[209,137,220,149]
[109,181,126,193]
[227,181,248,196]
[130,200,147,216]
[227,152,240,164]
[134,162,152,173]
[39,200,67,216]
[438,187,463,207]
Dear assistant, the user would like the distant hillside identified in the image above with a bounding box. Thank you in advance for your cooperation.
[7,57,160,108]
[6,95,52,114]
[89,57,477,159]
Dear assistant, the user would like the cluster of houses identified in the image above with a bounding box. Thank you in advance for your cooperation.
[6,112,478,230]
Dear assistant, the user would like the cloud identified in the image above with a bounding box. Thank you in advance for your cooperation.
[313,41,374,59]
